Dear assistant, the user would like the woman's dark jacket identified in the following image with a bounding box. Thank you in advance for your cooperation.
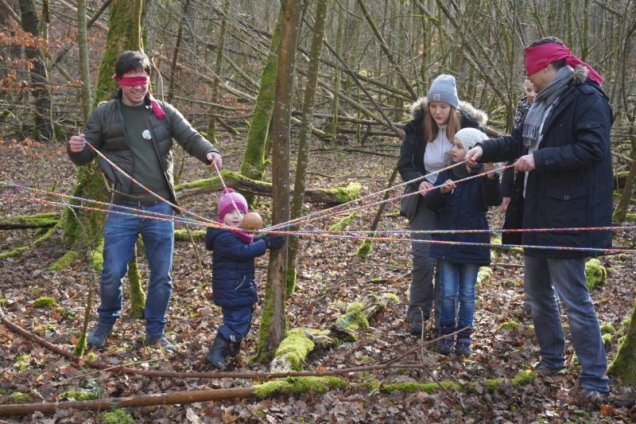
[205,228,268,308]
[479,76,613,258]
[424,167,502,265]
[397,98,488,218]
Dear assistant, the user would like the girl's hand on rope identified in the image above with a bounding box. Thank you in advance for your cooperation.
[418,180,433,196]
[440,179,456,194]
[68,134,86,153]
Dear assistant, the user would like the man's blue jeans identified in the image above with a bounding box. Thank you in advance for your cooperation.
[525,256,609,393]
[98,202,174,337]
[437,260,479,328]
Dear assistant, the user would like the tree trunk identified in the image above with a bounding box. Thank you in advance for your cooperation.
[287,0,329,296]
[206,0,230,143]
[166,0,190,104]
[239,7,284,204]
[18,0,52,141]
[256,0,301,364]
[608,301,636,385]
[77,0,92,121]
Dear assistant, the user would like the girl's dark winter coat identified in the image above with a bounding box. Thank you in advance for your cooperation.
[205,228,268,308]
[479,79,613,258]
[423,168,502,265]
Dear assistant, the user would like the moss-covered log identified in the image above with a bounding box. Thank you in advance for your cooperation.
[270,293,399,372]
[175,170,360,205]
[0,212,59,229]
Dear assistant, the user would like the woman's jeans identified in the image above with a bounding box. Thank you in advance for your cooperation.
[408,204,437,324]
[525,255,609,393]
[97,202,174,337]
[437,260,479,328]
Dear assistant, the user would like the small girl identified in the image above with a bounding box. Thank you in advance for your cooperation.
[204,188,284,368]
[421,128,501,356]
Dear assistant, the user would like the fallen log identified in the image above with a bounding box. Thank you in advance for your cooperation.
[175,170,360,205]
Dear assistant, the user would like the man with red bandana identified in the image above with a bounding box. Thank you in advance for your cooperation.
[67,51,222,352]
[466,37,612,399]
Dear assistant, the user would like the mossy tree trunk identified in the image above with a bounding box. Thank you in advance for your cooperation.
[256,0,301,364]
[58,0,144,353]
[238,7,284,205]
[286,0,329,296]
[609,301,636,385]
[77,0,92,121]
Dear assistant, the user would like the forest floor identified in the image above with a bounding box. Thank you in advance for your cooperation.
[0,136,635,423]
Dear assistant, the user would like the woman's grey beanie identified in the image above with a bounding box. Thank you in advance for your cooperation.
[427,74,459,109]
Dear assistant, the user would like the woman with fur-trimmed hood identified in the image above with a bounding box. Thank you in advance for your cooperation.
[397,74,488,337]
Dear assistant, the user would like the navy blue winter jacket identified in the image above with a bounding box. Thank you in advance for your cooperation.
[424,167,502,265]
[205,228,268,308]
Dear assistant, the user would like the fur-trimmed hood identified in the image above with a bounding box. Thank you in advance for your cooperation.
[408,98,488,127]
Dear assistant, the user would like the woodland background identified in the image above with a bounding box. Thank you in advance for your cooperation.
[0,0,635,422]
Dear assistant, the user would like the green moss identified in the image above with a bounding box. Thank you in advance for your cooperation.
[286,267,297,297]
[253,376,346,399]
[317,182,361,204]
[602,333,613,347]
[335,302,369,332]
[10,392,30,403]
[329,212,357,232]
[60,389,99,401]
[625,213,636,222]
[498,321,521,331]
[127,253,145,319]
[356,239,372,258]
[383,293,399,304]
[14,354,31,372]
[381,380,461,394]
[600,323,616,335]
[274,328,315,371]
[33,296,58,308]
[485,378,504,392]
[101,408,135,424]
[1,212,59,228]
[512,370,535,387]
[174,229,205,242]
[477,266,493,284]
[585,258,607,290]
[608,304,636,384]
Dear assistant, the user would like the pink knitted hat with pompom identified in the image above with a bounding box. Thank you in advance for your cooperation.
[217,188,248,221]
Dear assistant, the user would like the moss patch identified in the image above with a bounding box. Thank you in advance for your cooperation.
[253,376,346,399]
[585,258,607,290]
[381,380,461,394]
[33,296,58,308]
[317,182,361,204]
[329,212,356,232]
[60,389,99,401]
[335,302,369,332]
[498,321,521,331]
[511,370,535,387]
[101,408,135,424]
[356,239,371,258]
[273,328,315,371]
[10,392,30,403]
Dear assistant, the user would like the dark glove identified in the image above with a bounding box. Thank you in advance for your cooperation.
[264,234,285,249]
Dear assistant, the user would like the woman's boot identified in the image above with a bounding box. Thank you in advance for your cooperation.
[437,322,455,355]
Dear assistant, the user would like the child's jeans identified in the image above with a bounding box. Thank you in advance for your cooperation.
[437,260,479,328]
[218,305,254,342]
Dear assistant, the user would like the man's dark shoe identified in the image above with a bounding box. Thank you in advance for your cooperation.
[144,334,176,353]
[533,361,566,376]
[227,341,241,358]
[409,322,425,337]
[87,324,113,349]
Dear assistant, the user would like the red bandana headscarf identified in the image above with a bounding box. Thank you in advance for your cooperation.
[112,74,166,119]
[524,43,604,85]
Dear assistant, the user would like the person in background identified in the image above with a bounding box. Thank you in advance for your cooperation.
[466,37,612,399]
[397,74,488,337]
[67,50,222,352]
[501,79,536,245]
[204,189,284,369]
[421,128,501,356]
